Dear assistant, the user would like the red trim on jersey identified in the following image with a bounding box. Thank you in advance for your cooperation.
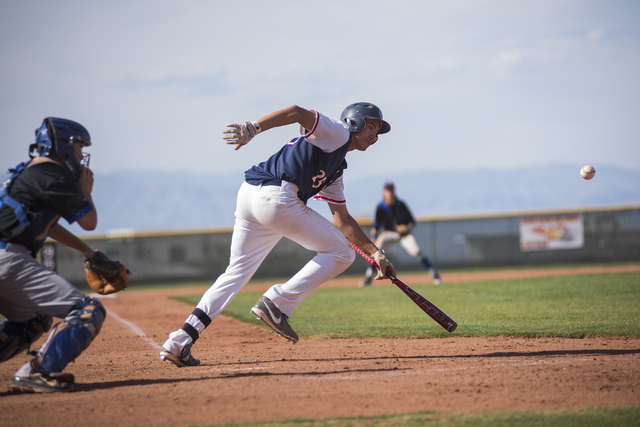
[313,195,346,204]
[301,110,320,138]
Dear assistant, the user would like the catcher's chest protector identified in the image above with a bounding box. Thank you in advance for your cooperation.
[0,161,32,228]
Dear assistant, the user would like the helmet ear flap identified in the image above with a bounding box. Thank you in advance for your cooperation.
[44,118,59,158]
[28,144,38,159]
[31,119,54,159]
[343,117,362,130]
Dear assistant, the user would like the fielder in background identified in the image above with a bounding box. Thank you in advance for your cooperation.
[360,182,442,286]
[0,118,127,393]
[161,102,396,367]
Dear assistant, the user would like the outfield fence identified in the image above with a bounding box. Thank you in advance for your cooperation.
[42,205,640,285]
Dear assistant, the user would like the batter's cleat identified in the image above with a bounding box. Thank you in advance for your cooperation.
[10,372,75,393]
[251,297,299,343]
[160,343,201,368]
[358,277,372,287]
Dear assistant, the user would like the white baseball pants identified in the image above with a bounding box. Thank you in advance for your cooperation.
[376,231,423,259]
[164,181,355,352]
[363,231,429,281]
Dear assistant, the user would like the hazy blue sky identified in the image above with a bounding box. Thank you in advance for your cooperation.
[1,1,639,180]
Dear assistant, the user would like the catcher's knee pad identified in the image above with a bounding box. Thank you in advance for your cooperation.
[34,296,106,374]
[0,314,53,363]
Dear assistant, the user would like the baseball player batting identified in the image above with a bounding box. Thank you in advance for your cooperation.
[161,103,397,367]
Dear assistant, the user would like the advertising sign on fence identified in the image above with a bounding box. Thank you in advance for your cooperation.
[519,214,584,251]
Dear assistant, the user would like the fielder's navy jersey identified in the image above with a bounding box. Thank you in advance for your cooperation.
[245,111,352,203]
[373,200,415,232]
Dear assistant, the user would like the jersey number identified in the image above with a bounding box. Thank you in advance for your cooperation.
[311,170,327,189]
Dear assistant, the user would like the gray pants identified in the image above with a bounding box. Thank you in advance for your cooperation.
[0,244,82,323]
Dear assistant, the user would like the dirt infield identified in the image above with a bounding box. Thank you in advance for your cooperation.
[1,266,639,427]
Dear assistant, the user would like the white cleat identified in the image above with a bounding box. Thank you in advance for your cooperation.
[159,343,201,368]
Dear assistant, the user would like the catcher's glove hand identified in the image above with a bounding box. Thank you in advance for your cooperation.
[85,250,131,295]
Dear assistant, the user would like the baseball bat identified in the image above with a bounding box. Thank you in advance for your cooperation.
[350,241,457,333]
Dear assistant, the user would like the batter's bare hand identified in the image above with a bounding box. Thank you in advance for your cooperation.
[223,121,262,150]
[77,167,94,197]
[372,250,396,280]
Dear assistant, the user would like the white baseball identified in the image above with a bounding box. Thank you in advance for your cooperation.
[580,165,595,180]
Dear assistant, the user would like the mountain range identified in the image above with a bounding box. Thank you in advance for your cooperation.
[64,164,639,236]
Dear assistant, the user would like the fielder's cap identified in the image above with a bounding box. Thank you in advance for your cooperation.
[384,182,395,191]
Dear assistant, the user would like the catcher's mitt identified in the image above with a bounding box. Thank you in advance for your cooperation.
[85,250,131,295]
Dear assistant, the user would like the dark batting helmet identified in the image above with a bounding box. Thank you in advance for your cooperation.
[31,118,91,181]
[340,102,390,134]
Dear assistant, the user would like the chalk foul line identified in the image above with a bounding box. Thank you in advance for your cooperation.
[107,310,163,351]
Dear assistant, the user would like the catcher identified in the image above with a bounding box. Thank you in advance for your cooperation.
[0,117,129,393]
[360,182,442,286]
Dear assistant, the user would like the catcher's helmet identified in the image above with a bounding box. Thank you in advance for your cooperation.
[31,118,91,181]
[340,102,390,134]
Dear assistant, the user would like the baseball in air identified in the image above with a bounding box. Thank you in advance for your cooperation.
[580,165,596,180]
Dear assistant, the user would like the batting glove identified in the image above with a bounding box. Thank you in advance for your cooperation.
[223,121,262,150]
[372,250,396,280]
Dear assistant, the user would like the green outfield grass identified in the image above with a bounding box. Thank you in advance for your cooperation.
[209,407,640,427]
[214,406,640,427]
[173,272,640,338]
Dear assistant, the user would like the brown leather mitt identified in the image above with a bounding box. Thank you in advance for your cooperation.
[85,250,131,295]
[396,224,411,237]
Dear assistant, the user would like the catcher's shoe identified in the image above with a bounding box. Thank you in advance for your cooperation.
[251,296,299,343]
[10,372,75,393]
[160,343,200,368]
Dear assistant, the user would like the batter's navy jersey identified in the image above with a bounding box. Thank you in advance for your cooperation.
[245,111,352,203]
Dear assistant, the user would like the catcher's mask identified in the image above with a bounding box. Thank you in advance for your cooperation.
[31,118,91,181]
[340,102,390,135]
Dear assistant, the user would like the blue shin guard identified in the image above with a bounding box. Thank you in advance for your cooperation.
[34,296,106,375]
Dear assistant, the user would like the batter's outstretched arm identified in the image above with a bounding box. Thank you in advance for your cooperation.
[224,105,316,150]
[329,204,378,256]
[331,203,396,279]
[257,105,316,133]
